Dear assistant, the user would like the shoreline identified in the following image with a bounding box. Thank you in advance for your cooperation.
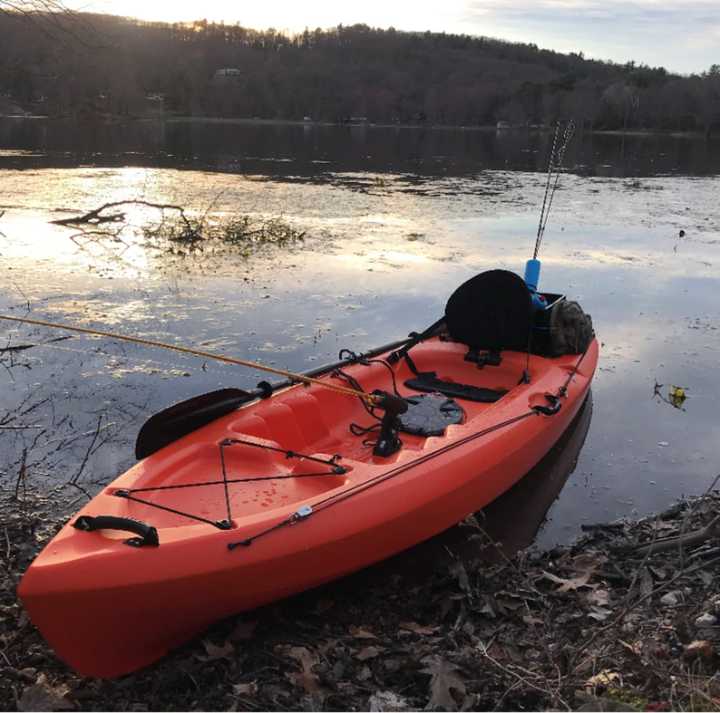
[3,486,720,711]
[0,112,710,139]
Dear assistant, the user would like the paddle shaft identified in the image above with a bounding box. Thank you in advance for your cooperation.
[0,314,379,405]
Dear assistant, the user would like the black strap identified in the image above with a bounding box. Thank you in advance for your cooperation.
[405,372,507,403]
[387,317,445,369]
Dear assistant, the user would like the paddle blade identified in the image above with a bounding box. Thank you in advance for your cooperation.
[135,388,254,460]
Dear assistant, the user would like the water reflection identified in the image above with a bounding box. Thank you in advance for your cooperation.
[1,117,719,177]
[1,121,719,547]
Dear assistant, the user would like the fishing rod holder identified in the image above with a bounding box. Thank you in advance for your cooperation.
[372,390,408,458]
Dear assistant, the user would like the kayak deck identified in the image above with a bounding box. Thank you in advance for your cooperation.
[108,339,545,530]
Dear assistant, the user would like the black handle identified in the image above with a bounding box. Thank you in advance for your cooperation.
[532,394,562,416]
[73,515,159,547]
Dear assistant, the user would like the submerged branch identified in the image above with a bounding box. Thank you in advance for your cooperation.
[52,199,305,257]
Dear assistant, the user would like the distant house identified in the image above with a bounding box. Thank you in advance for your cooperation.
[213,68,242,79]
[496,120,512,130]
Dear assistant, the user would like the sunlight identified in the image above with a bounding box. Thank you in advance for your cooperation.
[76,0,466,32]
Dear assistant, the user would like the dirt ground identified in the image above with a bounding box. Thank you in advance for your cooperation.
[3,486,720,712]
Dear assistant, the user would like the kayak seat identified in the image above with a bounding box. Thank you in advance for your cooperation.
[404,372,507,403]
[444,269,532,353]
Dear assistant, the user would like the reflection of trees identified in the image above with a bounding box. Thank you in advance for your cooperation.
[602,82,640,132]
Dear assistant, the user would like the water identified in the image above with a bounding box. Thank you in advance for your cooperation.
[1,117,719,550]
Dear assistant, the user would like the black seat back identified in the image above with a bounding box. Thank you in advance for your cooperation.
[444,270,532,352]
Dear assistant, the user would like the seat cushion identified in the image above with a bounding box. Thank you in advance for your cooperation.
[444,270,532,352]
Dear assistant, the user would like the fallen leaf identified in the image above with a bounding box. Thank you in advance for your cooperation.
[196,639,234,662]
[399,621,440,636]
[421,657,466,711]
[619,639,643,656]
[669,385,687,408]
[232,681,258,697]
[285,646,323,697]
[369,690,410,712]
[356,645,384,661]
[17,674,74,712]
[542,569,594,592]
[585,670,623,690]
[684,640,714,660]
[588,606,613,622]
[587,589,610,607]
[349,625,378,639]
[569,552,608,573]
[522,614,544,626]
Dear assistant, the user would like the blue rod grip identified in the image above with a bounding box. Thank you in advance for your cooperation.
[524,259,541,292]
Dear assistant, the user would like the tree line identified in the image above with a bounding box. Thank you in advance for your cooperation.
[0,12,718,135]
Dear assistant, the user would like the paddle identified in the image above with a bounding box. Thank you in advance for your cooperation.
[134,333,423,460]
[135,388,257,459]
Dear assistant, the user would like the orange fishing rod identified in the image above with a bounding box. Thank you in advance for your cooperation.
[0,314,383,407]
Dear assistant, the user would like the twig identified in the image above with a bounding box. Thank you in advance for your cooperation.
[67,413,103,485]
[12,448,27,501]
[617,514,720,557]
[478,641,570,711]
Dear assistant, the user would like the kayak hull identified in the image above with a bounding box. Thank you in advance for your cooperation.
[19,337,598,677]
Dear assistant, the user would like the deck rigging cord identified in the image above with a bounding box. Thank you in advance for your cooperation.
[0,314,382,407]
[114,438,346,530]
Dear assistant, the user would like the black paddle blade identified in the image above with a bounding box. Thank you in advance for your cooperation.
[135,388,254,460]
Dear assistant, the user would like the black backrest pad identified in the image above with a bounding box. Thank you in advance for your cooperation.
[445,270,532,351]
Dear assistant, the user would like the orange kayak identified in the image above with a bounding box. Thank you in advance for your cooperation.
[18,271,598,678]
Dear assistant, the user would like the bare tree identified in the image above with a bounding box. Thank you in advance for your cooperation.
[0,1,95,44]
[0,1,68,19]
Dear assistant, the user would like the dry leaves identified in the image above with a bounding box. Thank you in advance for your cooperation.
[17,673,74,712]
[421,657,466,711]
[541,569,594,592]
[284,646,324,698]
[355,645,384,661]
[399,621,440,636]
[368,690,410,711]
[349,625,378,639]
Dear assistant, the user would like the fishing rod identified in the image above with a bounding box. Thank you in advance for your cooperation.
[0,314,396,409]
[524,119,575,308]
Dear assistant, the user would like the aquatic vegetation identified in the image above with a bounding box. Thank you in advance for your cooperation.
[52,199,306,259]
[146,213,305,254]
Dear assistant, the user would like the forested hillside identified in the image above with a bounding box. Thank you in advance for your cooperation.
[1,12,718,133]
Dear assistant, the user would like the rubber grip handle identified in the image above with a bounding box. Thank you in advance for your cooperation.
[73,515,159,547]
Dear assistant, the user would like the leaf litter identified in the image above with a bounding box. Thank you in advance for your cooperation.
[5,489,720,710]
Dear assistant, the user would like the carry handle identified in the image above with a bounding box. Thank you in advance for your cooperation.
[73,515,159,547]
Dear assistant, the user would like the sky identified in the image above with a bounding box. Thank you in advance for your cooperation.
[69,0,719,75]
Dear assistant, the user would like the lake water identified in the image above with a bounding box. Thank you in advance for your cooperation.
[1,117,719,550]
